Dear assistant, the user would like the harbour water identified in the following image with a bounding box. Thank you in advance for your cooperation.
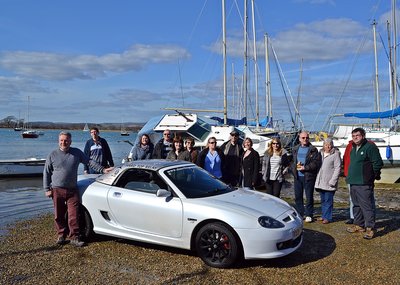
[0,128,137,235]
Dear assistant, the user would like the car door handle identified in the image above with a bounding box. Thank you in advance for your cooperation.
[113,192,122,197]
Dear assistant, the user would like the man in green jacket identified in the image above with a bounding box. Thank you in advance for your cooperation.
[346,128,383,239]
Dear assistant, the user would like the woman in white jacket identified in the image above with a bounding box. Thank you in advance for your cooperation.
[314,138,341,224]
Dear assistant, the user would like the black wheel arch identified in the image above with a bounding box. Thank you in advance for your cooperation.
[79,204,94,241]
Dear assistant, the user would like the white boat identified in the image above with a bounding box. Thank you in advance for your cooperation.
[313,123,400,183]
[120,121,130,136]
[125,112,271,162]
[83,123,89,132]
[314,123,400,165]
[0,158,46,177]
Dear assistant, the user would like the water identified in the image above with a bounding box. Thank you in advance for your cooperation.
[0,128,137,234]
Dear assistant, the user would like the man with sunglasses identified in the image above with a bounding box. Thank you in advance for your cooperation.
[152,129,173,159]
[220,130,244,187]
[290,131,321,223]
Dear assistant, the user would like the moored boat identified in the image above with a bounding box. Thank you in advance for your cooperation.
[22,130,39,139]
[0,158,46,177]
[124,112,271,162]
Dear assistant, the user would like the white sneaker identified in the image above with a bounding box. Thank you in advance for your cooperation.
[305,216,313,223]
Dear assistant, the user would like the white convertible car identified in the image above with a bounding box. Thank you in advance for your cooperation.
[77,160,303,268]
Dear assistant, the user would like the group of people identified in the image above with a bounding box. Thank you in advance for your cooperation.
[129,129,260,188]
[44,126,383,248]
[290,128,383,240]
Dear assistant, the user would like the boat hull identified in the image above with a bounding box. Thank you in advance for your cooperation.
[0,158,46,177]
[21,130,39,138]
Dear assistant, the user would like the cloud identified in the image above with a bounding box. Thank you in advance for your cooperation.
[206,18,371,63]
[0,44,191,81]
[0,76,51,98]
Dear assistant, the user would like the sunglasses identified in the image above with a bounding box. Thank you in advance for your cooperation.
[272,142,280,145]
[208,141,216,144]
[300,137,309,139]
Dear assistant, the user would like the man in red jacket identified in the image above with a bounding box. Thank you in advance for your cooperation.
[342,140,354,224]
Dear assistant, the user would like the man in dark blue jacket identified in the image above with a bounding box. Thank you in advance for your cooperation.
[290,131,321,223]
[84,127,114,174]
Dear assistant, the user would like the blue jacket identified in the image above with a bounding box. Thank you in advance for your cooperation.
[83,137,114,172]
[130,143,154,160]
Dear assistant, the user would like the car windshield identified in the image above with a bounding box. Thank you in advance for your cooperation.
[164,166,233,198]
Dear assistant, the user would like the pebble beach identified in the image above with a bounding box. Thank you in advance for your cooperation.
[1,182,399,284]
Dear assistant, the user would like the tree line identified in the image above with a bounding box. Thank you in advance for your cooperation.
[0,115,143,131]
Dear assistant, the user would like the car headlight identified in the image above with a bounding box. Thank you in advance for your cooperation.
[258,216,285,228]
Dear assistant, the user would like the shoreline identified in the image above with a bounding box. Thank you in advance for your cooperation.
[1,188,399,284]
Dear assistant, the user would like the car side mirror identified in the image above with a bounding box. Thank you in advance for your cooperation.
[156,189,171,197]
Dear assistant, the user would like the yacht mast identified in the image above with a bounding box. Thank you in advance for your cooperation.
[243,0,248,122]
[251,0,259,129]
[392,0,398,107]
[222,0,227,125]
[373,20,380,113]
[264,34,272,124]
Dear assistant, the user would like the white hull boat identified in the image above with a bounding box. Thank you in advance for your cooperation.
[313,125,400,183]
[124,113,272,162]
[314,125,400,167]
[0,158,46,177]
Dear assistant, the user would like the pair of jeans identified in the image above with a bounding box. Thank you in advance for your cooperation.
[319,190,335,221]
[294,176,315,218]
[265,180,283,198]
[52,187,80,239]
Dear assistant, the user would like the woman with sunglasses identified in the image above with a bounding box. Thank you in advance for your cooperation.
[261,138,290,198]
[196,137,225,180]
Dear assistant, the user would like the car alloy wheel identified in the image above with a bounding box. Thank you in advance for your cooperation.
[195,222,240,268]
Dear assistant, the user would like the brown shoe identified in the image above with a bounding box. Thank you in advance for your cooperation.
[346,225,365,233]
[363,227,375,240]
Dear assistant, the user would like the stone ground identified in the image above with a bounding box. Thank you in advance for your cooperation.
[0,177,399,284]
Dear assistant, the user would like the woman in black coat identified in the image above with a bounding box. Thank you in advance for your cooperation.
[241,138,260,189]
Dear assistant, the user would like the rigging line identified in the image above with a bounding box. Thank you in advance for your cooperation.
[178,59,185,106]
[379,30,400,92]
[271,44,304,129]
[270,46,296,128]
[167,0,209,109]
[321,32,369,130]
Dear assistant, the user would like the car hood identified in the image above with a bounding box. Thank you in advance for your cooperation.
[198,188,293,219]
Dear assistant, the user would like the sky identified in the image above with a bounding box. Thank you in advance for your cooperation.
[0,0,398,131]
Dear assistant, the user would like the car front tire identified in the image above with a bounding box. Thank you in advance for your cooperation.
[195,222,241,268]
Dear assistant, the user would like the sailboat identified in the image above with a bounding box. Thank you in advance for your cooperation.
[120,124,130,136]
[21,96,39,139]
[120,118,130,136]
[14,111,23,131]
[83,123,89,132]
[313,16,400,183]
[128,1,272,159]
